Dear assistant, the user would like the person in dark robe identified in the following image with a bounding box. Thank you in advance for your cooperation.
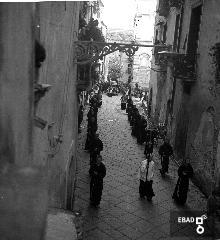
[137,116,146,144]
[90,155,106,207]
[87,107,96,126]
[138,155,155,201]
[127,103,133,123]
[85,114,97,151]
[142,118,148,142]
[97,91,102,108]
[126,97,133,116]
[120,95,127,110]
[130,107,138,129]
[87,109,97,132]
[89,133,103,174]
[136,114,142,143]
[85,125,96,151]
[78,105,84,133]
[159,138,173,175]
[144,141,154,158]
[132,112,141,138]
[145,129,154,144]
[89,133,103,154]
[172,159,194,205]
[89,95,99,113]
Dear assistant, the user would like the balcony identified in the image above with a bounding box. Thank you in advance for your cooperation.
[77,63,100,91]
[169,0,184,9]
[153,44,171,66]
[173,54,196,82]
[156,0,170,17]
[77,64,91,91]
[156,51,197,82]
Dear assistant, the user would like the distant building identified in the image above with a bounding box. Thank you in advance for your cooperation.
[132,0,156,90]
[106,29,135,84]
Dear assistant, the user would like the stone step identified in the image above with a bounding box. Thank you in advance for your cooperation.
[45,209,79,240]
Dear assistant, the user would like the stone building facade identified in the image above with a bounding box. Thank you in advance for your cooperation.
[132,0,156,90]
[34,2,80,209]
[149,0,220,195]
[0,2,81,239]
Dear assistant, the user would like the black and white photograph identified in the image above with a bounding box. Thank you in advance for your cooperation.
[0,0,220,239]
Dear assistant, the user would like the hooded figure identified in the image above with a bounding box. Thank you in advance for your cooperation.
[159,138,173,175]
[172,159,193,205]
[138,155,155,201]
[90,155,106,207]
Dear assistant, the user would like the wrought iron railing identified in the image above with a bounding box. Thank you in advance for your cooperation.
[153,44,170,65]
[169,0,184,8]
[173,54,197,81]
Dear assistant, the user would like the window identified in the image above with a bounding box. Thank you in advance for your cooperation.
[155,30,159,43]
[187,5,202,65]
[173,14,180,51]
[162,23,167,43]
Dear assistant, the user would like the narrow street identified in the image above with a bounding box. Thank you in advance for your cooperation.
[75,94,208,240]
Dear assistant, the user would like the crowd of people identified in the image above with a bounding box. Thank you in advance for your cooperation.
[120,95,195,205]
[79,91,219,218]
[84,91,106,207]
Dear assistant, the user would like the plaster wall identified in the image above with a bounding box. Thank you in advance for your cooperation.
[165,0,220,194]
[0,3,49,239]
[184,0,220,193]
[0,3,34,167]
[33,2,80,209]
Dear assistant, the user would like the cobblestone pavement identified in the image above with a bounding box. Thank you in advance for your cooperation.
[75,94,212,240]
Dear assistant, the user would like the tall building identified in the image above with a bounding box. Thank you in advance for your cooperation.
[149,0,220,195]
[0,2,81,239]
[132,0,156,90]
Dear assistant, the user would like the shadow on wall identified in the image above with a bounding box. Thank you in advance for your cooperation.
[0,115,15,168]
[190,106,218,196]
[0,116,49,240]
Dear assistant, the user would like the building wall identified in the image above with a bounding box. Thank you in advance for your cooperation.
[33,2,80,209]
[183,0,220,194]
[119,52,130,84]
[133,0,156,89]
[0,3,49,239]
[150,0,220,195]
[0,3,34,167]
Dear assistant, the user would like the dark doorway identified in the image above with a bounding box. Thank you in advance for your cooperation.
[173,14,180,52]
[174,103,189,159]
[187,4,202,67]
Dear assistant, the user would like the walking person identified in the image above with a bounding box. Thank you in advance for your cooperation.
[85,116,97,151]
[144,140,153,159]
[120,94,127,110]
[90,155,106,207]
[138,155,155,201]
[159,138,173,176]
[89,133,103,154]
[78,105,84,133]
[89,133,103,174]
[172,158,194,205]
